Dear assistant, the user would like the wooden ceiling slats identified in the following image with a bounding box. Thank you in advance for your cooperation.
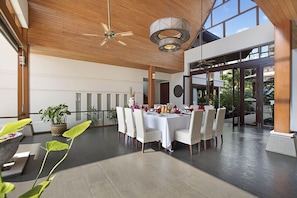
[27,0,209,73]
[26,0,296,73]
[254,0,297,25]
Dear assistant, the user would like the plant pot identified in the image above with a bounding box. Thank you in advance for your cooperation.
[51,123,67,136]
[0,132,23,166]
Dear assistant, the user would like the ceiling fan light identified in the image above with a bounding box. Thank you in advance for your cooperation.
[150,17,190,52]
[159,37,181,52]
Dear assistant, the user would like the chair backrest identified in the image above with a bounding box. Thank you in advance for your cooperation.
[189,110,203,140]
[201,109,216,137]
[204,105,215,111]
[214,108,226,136]
[133,109,145,140]
[116,106,126,133]
[124,107,136,138]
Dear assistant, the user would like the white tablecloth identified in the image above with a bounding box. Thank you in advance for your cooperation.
[143,113,191,150]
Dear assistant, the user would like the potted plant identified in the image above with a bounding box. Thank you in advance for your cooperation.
[38,104,71,136]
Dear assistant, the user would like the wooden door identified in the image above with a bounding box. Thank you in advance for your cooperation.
[160,82,169,104]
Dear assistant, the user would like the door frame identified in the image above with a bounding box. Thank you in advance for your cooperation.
[190,57,274,129]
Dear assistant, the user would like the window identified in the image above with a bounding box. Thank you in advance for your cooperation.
[107,94,111,110]
[75,93,81,120]
[97,94,102,110]
[226,9,256,37]
[191,0,270,48]
[124,94,128,106]
[116,94,119,106]
[87,93,92,109]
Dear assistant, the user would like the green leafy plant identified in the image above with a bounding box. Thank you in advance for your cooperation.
[0,119,91,198]
[38,104,71,125]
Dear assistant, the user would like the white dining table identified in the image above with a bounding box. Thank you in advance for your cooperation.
[143,112,191,151]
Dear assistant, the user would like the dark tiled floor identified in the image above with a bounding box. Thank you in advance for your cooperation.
[5,123,297,197]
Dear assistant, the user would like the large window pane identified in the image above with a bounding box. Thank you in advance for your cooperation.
[240,0,256,12]
[259,9,269,25]
[204,16,211,29]
[226,9,256,37]
[207,23,223,39]
[213,0,224,8]
[213,0,238,25]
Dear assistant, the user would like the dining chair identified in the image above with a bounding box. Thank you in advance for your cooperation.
[213,108,226,145]
[174,110,203,155]
[124,107,137,147]
[116,106,126,139]
[200,109,216,150]
[204,105,215,111]
[133,109,162,153]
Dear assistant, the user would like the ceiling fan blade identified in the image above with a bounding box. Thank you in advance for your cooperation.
[116,31,133,37]
[101,38,108,46]
[117,40,127,46]
[101,23,109,32]
[83,33,99,37]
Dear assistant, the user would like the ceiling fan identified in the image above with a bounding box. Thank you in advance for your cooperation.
[84,0,133,46]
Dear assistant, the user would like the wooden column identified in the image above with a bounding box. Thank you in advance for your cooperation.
[274,20,291,133]
[17,30,29,119]
[148,66,155,108]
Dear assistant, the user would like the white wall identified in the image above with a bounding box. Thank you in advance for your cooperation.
[170,72,184,108]
[184,22,274,65]
[0,34,18,126]
[29,54,177,132]
[29,54,147,131]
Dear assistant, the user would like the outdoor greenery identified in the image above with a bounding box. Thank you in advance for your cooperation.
[198,69,274,117]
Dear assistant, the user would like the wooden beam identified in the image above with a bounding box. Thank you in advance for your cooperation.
[0,0,27,49]
[17,29,29,119]
[148,66,155,108]
[274,20,291,133]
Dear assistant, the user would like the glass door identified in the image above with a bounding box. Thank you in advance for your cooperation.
[240,65,274,128]
[243,68,257,126]
[262,66,274,128]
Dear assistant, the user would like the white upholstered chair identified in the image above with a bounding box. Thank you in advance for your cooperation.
[116,106,126,139]
[200,109,216,150]
[174,110,203,155]
[124,107,137,147]
[213,108,226,145]
[133,109,162,153]
[204,105,215,111]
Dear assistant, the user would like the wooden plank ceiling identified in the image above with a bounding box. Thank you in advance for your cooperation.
[27,0,297,74]
[27,0,215,73]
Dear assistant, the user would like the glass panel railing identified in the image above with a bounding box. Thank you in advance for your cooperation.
[0,109,118,134]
